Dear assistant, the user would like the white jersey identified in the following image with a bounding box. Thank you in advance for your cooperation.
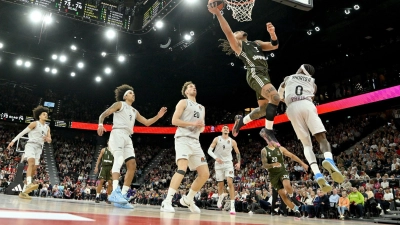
[27,121,49,145]
[214,136,233,162]
[174,99,205,140]
[284,74,315,106]
[112,101,137,134]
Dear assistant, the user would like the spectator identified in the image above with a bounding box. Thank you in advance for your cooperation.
[338,191,350,219]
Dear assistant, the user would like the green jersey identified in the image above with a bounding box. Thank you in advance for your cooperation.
[101,147,114,166]
[264,146,286,175]
[238,41,268,69]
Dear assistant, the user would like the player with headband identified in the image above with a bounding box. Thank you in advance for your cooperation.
[277,64,344,192]
[7,106,51,199]
[208,2,281,146]
[97,84,167,209]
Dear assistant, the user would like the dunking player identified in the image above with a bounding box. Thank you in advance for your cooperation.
[97,84,167,209]
[7,106,51,199]
[208,4,280,145]
[161,81,209,213]
[94,140,113,204]
[260,141,307,218]
[208,125,240,215]
[277,64,344,192]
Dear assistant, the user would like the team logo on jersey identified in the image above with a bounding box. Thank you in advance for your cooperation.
[201,157,206,162]
[229,171,233,174]
[198,106,202,111]
[227,140,230,144]
[277,152,280,156]
[268,152,271,156]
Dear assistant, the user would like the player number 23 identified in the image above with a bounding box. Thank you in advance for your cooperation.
[271,157,278,162]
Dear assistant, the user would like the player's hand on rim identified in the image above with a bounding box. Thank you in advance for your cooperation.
[157,107,168,118]
[97,124,107,136]
[266,22,275,34]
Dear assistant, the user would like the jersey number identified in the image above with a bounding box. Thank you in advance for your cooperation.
[271,157,278,163]
[129,115,132,121]
[253,47,259,53]
[194,111,200,118]
[295,85,303,96]
[282,175,289,179]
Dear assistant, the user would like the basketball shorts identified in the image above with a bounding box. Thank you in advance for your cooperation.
[246,68,271,100]
[175,137,207,171]
[99,165,112,181]
[215,161,234,181]
[109,129,135,161]
[24,142,43,165]
[286,100,326,140]
[270,170,289,191]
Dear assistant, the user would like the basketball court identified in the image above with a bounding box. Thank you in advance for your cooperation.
[0,195,372,225]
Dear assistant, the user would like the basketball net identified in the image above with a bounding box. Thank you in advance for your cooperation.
[225,0,255,22]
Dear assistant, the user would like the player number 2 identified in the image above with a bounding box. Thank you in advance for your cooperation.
[271,157,277,162]
[295,85,303,96]
[194,111,200,118]
[282,175,289,179]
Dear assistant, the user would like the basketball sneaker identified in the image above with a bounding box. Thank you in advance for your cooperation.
[108,188,128,204]
[19,192,32,200]
[180,196,201,213]
[259,128,280,147]
[217,193,227,208]
[322,158,344,183]
[24,183,39,194]
[160,200,175,213]
[293,205,301,218]
[230,201,236,215]
[232,115,244,137]
[114,202,134,209]
[315,173,332,193]
[95,197,100,203]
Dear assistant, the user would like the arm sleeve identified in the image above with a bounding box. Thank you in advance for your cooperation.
[12,127,32,142]
[208,147,217,159]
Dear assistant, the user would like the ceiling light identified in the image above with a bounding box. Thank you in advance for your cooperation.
[230,62,234,66]
[354,5,360,10]
[59,55,67,62]
[118,55,125,62]
[344,9,350,15]
[307,30,312,35]
[52,54,58,60]
[44,15,52,24]
[105,67,111,74]
[71,72,76,77]
[184,34,191,41]
[70,45,77,51]
[386,27,394,31]
[155,21,164,29]
[190,31,195,36]
[45,67,50,72]
[24,61,31,67]
[0,43,3,49]
[105,29,116,39]
[77,62,84,68]
[95,76,102,82]
[315,27,320,32]
[101,52,107,57]
[29,10,42,23]
[16,59,23,66]
[138,39,142,44]
[270,53,275,57]
[51,68,57,74]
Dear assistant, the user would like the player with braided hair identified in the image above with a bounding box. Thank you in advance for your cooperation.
[209,3,281,146]
[277,64,344,193]
[97,84,167,209]
[7,106,52,199]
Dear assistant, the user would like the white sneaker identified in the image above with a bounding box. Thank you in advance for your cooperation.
[387,209,391,212]
[217,193,228,208]
[160,200,175,213]
[248,211,253,214]
[377,204,382,209]
[180,196,201,213]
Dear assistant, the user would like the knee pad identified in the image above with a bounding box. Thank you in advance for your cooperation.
[112,154,124,173]
[265,104,278,121]
[176,170,186,175]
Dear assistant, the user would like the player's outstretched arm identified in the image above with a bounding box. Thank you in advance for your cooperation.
[136,107,167,126]
[97,102,122,136]
[172,100,204,128]
[279,146,309,171]
[256,23,279,51]
[7,122,37,149]
[208,3,241,55]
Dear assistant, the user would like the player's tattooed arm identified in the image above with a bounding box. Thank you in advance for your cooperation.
[98,102,122,124]
[261,148,274,169]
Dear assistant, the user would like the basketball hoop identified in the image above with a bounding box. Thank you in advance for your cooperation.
[225,0,256,22]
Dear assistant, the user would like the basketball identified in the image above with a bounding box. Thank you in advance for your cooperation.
[208,0,225,11]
